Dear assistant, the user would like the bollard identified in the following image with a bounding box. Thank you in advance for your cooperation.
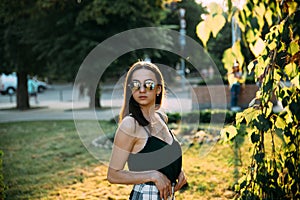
[59,90,63,101]
[9,94,13,103]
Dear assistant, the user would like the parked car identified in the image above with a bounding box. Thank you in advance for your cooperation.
[0,73,50,95]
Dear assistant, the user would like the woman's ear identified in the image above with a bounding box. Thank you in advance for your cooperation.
[157,85,162,95]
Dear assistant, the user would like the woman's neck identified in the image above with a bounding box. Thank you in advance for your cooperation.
[141,105,156,123]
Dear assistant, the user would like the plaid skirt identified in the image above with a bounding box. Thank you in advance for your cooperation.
[129,183,160,200]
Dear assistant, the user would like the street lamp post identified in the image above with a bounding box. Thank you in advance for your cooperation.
[231,1,245,47]
[231,16,241,46]
[179,8,186,90]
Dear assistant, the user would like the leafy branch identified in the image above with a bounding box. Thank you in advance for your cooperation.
[201,0,300,199]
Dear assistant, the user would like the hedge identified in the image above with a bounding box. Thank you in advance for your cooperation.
[167,109,236,124]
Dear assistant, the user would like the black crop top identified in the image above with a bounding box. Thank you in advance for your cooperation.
[127,115,182,184]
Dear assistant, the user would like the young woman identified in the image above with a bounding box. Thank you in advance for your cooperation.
[107,61,187,200]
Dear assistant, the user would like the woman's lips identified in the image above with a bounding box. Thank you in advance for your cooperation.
[139,96,147,99]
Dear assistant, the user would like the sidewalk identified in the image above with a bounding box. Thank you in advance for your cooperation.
[0,96,192,123]
[0,99,121,123]
[0,81,193,123]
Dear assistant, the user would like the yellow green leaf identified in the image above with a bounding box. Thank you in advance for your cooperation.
[275,116,286,130]
[284,62,297,77]
[236,112,245,125]
[254,3,266,30]
[250,37,266,57]
[205,15,214,30]
[278,21,284,33]
[266,101,273,117]
[237,11,246,32]
[244,107,259,125]
[211,14,226,37]
[291,74,300,89]
[273,69,281,83]
[254,57,266,77]
[285,111,293,124]
[268,40,277,50]
[196,21,211,48]
[232,41,244,65]
[222,48,236,71]
[244,3,252,18]
[264,9,273,27]
[287,40,299,56]
[246,29,256,43]
[220,125,238,142]
[268,25,280,38]
[207,2,223,15]
[247,61,255,74]
[278,41,286,52]
[287,1,298,16]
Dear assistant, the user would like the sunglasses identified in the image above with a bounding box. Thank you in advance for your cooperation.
[128,79,156,92]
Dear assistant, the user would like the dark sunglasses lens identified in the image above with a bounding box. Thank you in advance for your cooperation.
[130,81,140,91]
[144,80,155,90]
[129,80,155,91]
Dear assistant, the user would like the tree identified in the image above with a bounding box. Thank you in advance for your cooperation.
[0,0,167,109]
[74,0,167,108]
[198,0,300,198]
[0,0,45,110]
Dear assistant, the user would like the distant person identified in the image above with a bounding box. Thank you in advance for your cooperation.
[107,61,187,200]
[78,83,85,101]
[28,77,39,104]
[228,61,242,111]
[208,66,214,79]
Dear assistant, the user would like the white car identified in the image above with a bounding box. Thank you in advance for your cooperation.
[0,73,50,95]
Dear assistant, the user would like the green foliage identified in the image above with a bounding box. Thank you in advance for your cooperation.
[0,0,168,109]
[167,109,236,124]
[196,3,226,48]
[0,0,167,80]
[205,0,300,199]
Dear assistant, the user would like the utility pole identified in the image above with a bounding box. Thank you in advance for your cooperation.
[179,8,186,90]
[231,16,241,46]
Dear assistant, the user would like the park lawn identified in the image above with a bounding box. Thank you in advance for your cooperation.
[0,120,257,200]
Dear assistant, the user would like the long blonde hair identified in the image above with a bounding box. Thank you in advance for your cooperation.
[119,61,165,126]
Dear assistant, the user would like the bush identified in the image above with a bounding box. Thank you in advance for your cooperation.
[167,109,236,124]
[167,112,181,123]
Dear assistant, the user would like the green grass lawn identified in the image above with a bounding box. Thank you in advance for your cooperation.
[0,120,250,200]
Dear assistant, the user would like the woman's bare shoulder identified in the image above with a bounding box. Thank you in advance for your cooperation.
[117,116,136,135]
[156,110,168,123]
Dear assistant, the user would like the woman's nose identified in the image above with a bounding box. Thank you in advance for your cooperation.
[139,85,146,92]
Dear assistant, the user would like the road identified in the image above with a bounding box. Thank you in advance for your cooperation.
[0,83,192,123]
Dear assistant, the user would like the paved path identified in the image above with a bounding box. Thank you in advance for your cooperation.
[0,102,118,123]
[0,87,192,123]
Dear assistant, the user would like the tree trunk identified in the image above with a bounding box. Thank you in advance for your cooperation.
[95,82,101,108]
[16,72,29,110]
[88,83,102,109]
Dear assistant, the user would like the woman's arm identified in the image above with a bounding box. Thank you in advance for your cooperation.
[107,117,172,199]
[174,169,188,192]
[108,165,172,200]
[107,119,159,184]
